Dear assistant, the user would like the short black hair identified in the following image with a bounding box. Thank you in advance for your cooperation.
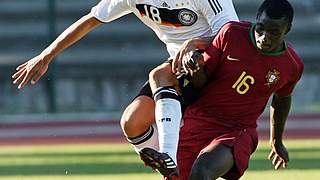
[256,0,294,24]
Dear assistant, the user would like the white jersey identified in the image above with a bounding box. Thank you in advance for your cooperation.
[91,0,238,58]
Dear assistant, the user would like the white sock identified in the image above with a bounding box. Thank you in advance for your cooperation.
[154,87,182,164]
[127,124,159,154]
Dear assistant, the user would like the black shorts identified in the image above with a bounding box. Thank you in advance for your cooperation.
[134,60,200,110]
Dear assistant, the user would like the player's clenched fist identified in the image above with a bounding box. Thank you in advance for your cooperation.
[182,50,204,75]
[172,37,213,75]
[172,39,197,75]
[12,54,50,89]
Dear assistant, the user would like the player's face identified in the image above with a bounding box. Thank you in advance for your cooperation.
[255,11,290,53]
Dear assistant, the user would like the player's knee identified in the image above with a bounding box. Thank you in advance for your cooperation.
[149,63,179,92]
[149,63,173,82]
[189,162,220,180]
[120,105,141,137]
[189,165,213,180]
[120,96,155,137]
[120,108,133,136]
[120,111,146,138]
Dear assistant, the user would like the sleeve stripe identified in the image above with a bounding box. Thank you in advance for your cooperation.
[208,0,223,15]
[214,0,223,12]
[208,0,218,15]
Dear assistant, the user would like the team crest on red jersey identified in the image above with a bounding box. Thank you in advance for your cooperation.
[265,69,280,87]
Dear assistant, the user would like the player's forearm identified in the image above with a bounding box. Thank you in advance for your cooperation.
[270,94,292,143]
[41,13,102,62]
[190,65,207,89]
[189,51,208,89]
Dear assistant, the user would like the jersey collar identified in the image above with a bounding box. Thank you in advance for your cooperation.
[249,23,287,56]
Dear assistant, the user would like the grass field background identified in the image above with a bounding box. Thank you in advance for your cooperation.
[0,140,319,180]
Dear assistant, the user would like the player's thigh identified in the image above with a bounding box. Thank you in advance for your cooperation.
[189,143,234,180]
[120,95,155,137]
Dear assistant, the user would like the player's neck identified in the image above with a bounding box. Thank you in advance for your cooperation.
[273,41,286,53]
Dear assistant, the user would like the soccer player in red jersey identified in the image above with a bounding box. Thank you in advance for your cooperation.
[175,0,304,179]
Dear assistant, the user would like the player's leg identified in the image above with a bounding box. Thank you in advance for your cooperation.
[137,62,182,179]
[148,62,182,164]
[189,143,234,180]
[120,83,159,153]
[189,128,258,180]
[138,62,200,178]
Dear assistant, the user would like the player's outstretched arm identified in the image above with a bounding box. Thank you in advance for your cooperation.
[268,94,291,170]
[172,36,214,74]
[12,13,103,89]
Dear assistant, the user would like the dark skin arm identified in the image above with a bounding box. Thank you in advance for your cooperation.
[181,50,208,89]
[268,94,291,170]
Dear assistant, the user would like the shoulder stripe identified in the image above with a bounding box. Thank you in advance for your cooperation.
[208,0,223,15]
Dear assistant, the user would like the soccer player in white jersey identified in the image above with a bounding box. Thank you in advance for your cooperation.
[12,0,238,178]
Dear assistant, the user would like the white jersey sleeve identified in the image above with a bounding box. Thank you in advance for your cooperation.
[91,0,132,23]
[196,0,239,35]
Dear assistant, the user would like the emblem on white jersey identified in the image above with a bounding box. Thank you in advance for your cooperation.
[265,69,280,87]
[178,9,197,26]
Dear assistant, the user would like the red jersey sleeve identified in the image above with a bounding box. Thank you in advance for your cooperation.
[275,48,304,97]
[203,22,233,76]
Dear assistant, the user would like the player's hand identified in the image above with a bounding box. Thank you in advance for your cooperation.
[181,50,204,75]
[12,54,50,89]
[268,140,289,170]
[172,39,197,75]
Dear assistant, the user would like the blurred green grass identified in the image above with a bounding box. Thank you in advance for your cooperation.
[0,140,319,180]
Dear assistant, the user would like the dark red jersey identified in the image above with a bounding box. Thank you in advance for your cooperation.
[183,21,304,129]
